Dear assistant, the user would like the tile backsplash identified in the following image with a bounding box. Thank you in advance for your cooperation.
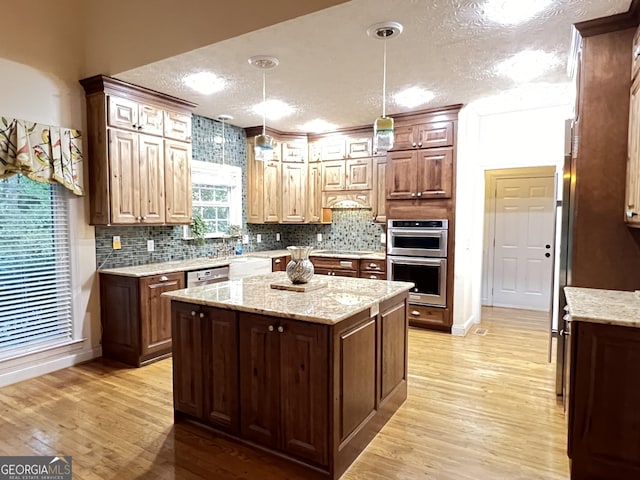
[95,114,384,269]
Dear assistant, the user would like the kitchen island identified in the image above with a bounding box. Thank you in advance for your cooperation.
[163,272,413,479]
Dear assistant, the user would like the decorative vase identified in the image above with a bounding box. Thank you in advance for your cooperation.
[286,246,314,284]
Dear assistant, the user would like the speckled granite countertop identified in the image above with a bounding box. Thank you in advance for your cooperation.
[564,287,640,328]
[163,271,411,325]
[99,249,386,277]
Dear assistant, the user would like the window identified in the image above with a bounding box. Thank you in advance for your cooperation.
[0,175,72,358]
[185,160,242,238]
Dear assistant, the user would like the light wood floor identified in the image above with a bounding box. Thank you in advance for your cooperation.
[0,307,569,479]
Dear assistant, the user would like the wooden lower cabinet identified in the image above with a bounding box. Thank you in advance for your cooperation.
[569,321,640,479]
[100,271,184,366]
[407,304,449,329]
[311,256,359,277]
[271,255,290,272]
[171,291,408,479]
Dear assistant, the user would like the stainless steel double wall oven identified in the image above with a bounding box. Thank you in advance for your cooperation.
[386,220,448,307]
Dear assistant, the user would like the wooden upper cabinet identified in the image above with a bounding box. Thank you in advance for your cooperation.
[281,162,307,223]
[322,160,346,191]
[392,121,453,150]
[80,75,196,226]
[308,141,322,162]
[165,140,192,224]
[164,110,192,141]
[346,137,372,158]
[321,138,347,160]
[316,135,373,161]
[307,163,323,223]
[263,161,281,222]
[387,147,453,200]
[346,158,372,190]
[626,75,640,226]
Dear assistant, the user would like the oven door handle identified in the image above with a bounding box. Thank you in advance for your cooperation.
[389,229,445,236]
[388,256,446,266]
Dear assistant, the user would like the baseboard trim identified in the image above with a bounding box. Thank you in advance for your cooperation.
[451,314,477,337]
[0,346,102,388]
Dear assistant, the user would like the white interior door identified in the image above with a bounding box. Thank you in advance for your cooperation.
[492,176,555,311]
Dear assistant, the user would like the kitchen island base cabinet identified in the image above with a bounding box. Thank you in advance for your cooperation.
[569,321,640,480]
[170,291,408,479]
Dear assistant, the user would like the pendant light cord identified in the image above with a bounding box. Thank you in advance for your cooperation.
[382,38,387,118]
[221,119,225,165]
[262,69,267,135]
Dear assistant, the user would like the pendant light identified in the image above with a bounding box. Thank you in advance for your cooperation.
[216,114,233,165]
[367,22,403,153]
[249,55,279,161]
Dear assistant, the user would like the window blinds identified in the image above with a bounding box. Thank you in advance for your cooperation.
[0,175,72,357]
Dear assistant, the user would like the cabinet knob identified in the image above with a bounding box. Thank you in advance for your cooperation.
[136,216,142,221]
[545,253,551,258]
[370,275,378,279]
[411,310,420,316]
[199,312,204,318]
[191,311,196,316]
[142,216,147,220]
[268,325,274,332]
[138,125,143,130]
[159,275,169,282]
[412,142,417,148]
[416,192,422,197]
[368,263,379,269]
[634,46,640,59]
[275,259,281,264]
[411,193,416,197]
[132,123,138,129]
[626,210,638,218]
[418,142,423,147]
[277,326,284,333]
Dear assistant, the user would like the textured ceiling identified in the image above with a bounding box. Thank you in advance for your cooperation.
[116,0,631,132]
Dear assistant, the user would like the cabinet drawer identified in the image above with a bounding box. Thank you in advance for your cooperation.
[311,256,357,271]
[315,268,358,278]
[360,272,386,280]
[143,271,185,287]
[408,305,447,328]
[139,103,164,136]
[418,121,454,148]
[108,95,138,130]
[272,256,290,272]
[359,259,386,273]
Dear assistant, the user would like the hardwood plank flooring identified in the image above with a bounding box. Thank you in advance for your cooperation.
[0,307,569,479]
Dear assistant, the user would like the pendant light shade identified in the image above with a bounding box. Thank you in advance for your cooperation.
[367,22,403,153]
[249,55,279,161]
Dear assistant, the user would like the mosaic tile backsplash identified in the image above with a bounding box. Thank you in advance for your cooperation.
[95,115,384,269]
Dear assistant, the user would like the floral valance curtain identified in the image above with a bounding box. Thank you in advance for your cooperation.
[0,116,84,196]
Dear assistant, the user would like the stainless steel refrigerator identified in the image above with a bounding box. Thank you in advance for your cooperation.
[555,118,576,397]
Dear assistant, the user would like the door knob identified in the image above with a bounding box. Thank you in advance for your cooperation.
[545,253,551,258]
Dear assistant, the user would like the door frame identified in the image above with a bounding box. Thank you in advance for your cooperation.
[482,166,557,307]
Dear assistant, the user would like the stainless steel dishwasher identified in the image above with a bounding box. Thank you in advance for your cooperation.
[185,266,229,287]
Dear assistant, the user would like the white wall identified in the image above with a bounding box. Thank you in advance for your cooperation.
[453,105,569,335]
[0,58,100,386]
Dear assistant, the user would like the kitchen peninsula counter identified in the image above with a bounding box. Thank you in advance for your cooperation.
[165,272,412,479]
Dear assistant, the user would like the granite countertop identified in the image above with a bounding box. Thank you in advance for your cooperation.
[564,286,640,328]
[163,271,412,325]
[99,249,386,277]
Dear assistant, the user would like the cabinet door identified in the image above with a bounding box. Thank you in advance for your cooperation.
[417,121,454,148]
[239,313,280,448]
[386,150,417,200]
[346,137,372,158]
[138,103,164,136]
[172,302,204,418]
[272,255,290,272]
[322,160,345,191]
[308,141,322,162]
[307,163,323,222]
[373,157,387,223]
[281,162,307,223]
[391,124,417,150]
[626,76,640,225]
[164,111,192,142]
[379,301,407,403]
[247,145,264,224]
[108,96,138,130]
[108,129,140,224]
[203,307,239,434]
[282,140,307,163]
[416,147,453,199]
[263,161,281,222]
[346,158,372,190]
[139,272,184,359]
[138,134,165,224]
[321,138,346,160]
[279,320,329,466]
[164,140,192,224]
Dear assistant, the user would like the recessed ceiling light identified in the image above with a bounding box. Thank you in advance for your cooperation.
[483,0,552,25]
[394,87,435,108]
[301,119,337,132]
[183,72,226,95]
[252,99,295,121]
[495,50,560,83]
